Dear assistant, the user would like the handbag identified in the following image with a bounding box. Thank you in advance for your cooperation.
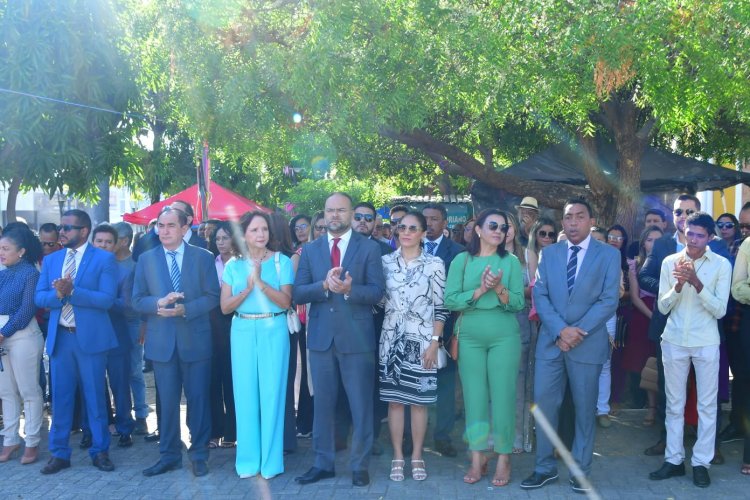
[274,252,301,334]
[447,254,469,361]
[528,277,539,322]
[436,344,450,369]
[639,356,658,393]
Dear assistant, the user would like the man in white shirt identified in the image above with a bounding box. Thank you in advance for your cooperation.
[649,212,731,488]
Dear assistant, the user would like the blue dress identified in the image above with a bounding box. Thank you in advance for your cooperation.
[223,253,293,479]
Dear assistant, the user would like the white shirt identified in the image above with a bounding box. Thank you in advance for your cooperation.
[566,234,591,280]
[658,247,731,347]
[163,242,186,272]
[328,228,352,265]
[423,234,444,255]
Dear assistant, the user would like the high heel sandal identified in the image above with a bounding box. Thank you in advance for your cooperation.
[643,406,657,426]
[463,454,489,484]
[0,444,21,462]
[492,456,511,487]
[20,447,38,465]
[411,459,427,481]
[390,459,405,481]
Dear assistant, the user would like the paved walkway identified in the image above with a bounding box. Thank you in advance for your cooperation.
[2,373,748,499]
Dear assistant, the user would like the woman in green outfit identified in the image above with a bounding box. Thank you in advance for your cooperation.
[445,208,525,487]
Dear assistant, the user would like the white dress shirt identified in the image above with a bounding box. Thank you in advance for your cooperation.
[163,242,186,272]
[566,234,592,280]
[328,228,352,265]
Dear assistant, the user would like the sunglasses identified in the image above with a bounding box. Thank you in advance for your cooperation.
[390,218,402,225]
[607,235,624,242]
[716,221,736,229]
[487,222,509,233]
[739,223,750,231]
[537,230,554,238]
[397,224,422,234]
[57,224,84,232]
[41,241,58,247]
[314,225,327,232]
[673,208,696,217]
[353,213,374,222]
[294,223,309,231]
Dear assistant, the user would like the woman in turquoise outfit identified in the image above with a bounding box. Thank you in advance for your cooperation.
[445,209,525,488]
[220,211,293,479]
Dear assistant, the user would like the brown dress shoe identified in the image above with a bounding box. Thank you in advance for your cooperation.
[20,447,38,465]
[0,444,21,462]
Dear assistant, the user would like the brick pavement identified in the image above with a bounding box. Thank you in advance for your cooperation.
[2,373,748,499]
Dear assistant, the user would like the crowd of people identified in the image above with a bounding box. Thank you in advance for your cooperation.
[0,191,748,492]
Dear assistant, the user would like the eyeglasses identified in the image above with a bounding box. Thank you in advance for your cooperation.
[353,213,374,223]
[397,224,422,234]
[487,222,509,233]
[57,224,84,232]
[739,223,750,231]
[716,222,736,229]
[294,223,309,231]
[673,208,696,217]
[390,218,402,226]
[314,225,327,232]
[537,230,554,239]
[607,235,624,242]
[40,241,58,247]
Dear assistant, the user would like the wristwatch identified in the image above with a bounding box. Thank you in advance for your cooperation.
[431,335,441,343]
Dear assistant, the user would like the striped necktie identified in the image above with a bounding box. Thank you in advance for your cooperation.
[61,249,77,324]
[425,241,438,256]
[168,251,182,292]
[567,245,581,294]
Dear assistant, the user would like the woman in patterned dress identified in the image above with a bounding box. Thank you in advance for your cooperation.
[379,211,448,482]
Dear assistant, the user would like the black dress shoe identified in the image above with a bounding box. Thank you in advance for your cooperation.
[79,433,92,449]
[295,466,335,485]
[570,477,591,494]
[352,470,370,487]
[143,460,182,477]
[118,435,133,448]
[692,465,710,488]
[434,440,457,457]
[133,418,149,435]
[144,430,160,442]
[649,461,686,480]
[643,439,666,456]
[92,452,115,472]
[719,424,743,443]
[520,471,559,489]
[192,460,209,477]
[40,457,71,475]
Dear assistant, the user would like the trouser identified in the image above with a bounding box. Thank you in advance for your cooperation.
[662,340,719,468]
[127,321,148,419]
[597,349,612,415]
[0,317,44,447]
[295,325,314,435]
[209,309,236,442]
[283,331,298,452]
[107,348,135,437]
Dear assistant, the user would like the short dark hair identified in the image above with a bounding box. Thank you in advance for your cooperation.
[63,209,91,231]
[591,226,607,238]
[113,222,133,244]
[39,222,59,236]
[208,221,240,257]
[171,200,195,217]
[644,208,666,222]
[563,198,594,219]
[389,204,409,217]
[92,223,119,244]
[239,211,277,253]
[422,202,447,220]
[742,201,750,212]
[1,227,42,264]
[158,206,188,226]
[676,194,701,211]
[686,211,716,236]
[465,209,509,258]
[289,214,311,246]
[353,202,376,215]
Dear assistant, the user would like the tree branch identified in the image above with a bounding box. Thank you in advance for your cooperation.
[636,118,657,141]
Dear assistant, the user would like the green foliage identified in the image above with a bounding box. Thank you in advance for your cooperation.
[284,178,397,216]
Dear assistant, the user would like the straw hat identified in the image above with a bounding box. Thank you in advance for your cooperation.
[515,196,539,211]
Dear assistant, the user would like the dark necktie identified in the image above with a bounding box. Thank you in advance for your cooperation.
[425,241,438,255]
[567,245,581,294]
[331,238,341,267]
[168,250,182,292]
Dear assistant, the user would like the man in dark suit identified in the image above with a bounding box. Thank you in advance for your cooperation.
[521,198,621,493]
[293,192,385,487]
[132,200,206,262]
[422,202,464,457]
[639,194,730,457]
[132,206,219,477]
[35,209,119,474]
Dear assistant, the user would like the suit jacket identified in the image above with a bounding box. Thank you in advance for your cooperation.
[638,234,729,341]
[132,243,220,362]
[34,245,118,355]
[132,228,206,262]
[533,238,621,364]
[293,231,385,353]
[433,238,464,340]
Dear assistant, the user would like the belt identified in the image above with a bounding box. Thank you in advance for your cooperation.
[59,325,76,333]
[234,311,285,320]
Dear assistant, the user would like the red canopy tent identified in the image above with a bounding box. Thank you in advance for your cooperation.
[122,183,270,225]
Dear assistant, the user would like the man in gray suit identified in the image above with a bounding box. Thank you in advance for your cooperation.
[521,198,620,494]
[293,192,385,487]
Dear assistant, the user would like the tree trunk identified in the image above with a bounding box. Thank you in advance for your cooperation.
[5,176,22,223]
[92,177,110,225]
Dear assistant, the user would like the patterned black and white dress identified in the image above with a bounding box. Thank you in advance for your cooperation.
[379,249,448,406]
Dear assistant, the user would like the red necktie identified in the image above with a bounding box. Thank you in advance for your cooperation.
[331,237,341,267]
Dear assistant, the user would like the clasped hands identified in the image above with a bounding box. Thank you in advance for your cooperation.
[325,266,352,295]
[556,326,587,352]
[672,258,701,293]
[157,291,185,317]
[52,276,74,300]
[477,265,508,302]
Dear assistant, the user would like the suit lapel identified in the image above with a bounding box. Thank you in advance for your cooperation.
[572,240,601,294]
[74,246,94,284]
[341,232,360,270]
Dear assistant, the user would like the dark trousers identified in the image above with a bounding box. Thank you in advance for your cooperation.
[296,325,314,435]
[434,358,457,443]
[209,309,235,442]
[284,331,299,452]
[107,348,135,436]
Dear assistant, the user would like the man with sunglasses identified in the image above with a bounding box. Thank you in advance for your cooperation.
[639,194,730,459]
[35,209,119,474]
[388,205,409,250]
[738,202,750,240]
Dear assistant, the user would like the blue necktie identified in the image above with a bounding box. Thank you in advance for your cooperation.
[567,245,581,294]
[425,241,438,255]
[168,251,182,292]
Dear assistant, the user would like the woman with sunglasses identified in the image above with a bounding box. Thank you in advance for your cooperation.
[379,212,447,482]
[0,227,44,464]
[289,214,311,251]
[445,209,524,487]
[309,211,327,242]
[716,213,741,258]
[526,218,557,280]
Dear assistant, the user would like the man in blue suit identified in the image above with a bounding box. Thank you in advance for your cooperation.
[521,198,621,493]
[293,192,385,487]
[35,209,119,474]
[133,206,219,477]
